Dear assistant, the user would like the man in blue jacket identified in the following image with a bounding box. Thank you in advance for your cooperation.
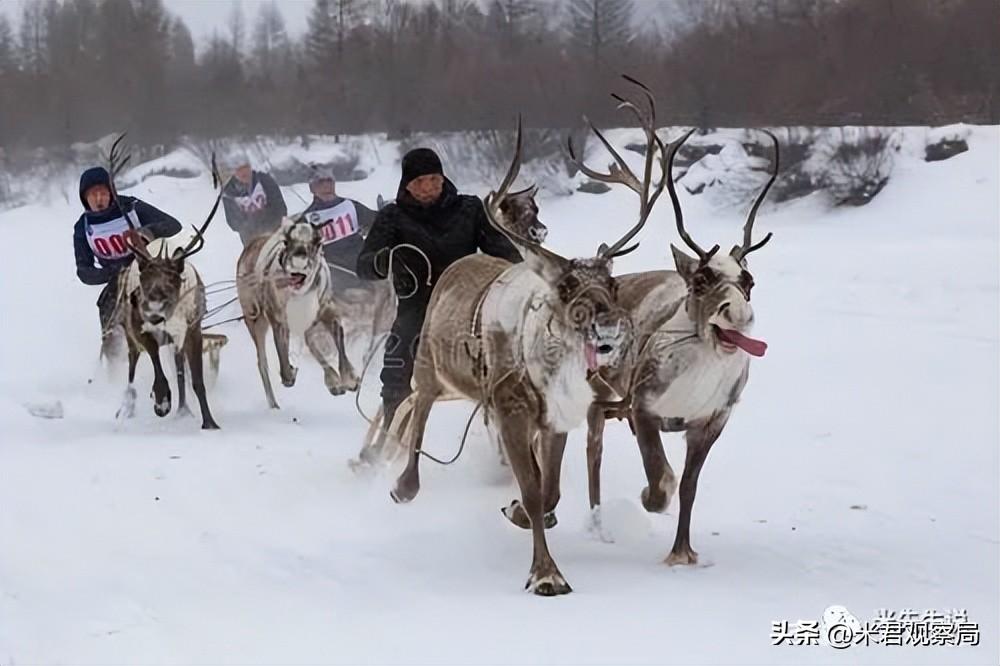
[73,166,182,333]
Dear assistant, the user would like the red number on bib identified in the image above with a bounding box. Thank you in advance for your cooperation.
[109,234,127,255]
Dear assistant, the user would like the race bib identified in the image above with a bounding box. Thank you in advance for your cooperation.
[86,212,137,261]
[307,200,359,245]
[235,182,267,213]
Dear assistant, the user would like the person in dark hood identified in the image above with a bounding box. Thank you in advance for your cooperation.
[73,166,182,332]
[301,167,377,291]
[221,154,287,246]
[356,147,522,425]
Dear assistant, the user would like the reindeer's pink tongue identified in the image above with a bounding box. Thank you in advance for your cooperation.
[716,328,768,357]
[584,341,599,370]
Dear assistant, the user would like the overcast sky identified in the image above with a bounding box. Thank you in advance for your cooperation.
[1,0,669,46]
[165,0,311,42]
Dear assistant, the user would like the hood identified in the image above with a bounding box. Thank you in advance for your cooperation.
[79,166,112,210]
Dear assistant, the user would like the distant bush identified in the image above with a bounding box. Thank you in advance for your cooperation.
[811,128,899,206]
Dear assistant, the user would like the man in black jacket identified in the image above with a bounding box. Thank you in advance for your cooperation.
[302,167,377,292]
[221,155,287,246]
[73,166,182,332]
[357,148,522,424]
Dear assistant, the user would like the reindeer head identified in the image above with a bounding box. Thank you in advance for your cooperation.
[276,216,324,293]
[551,256,627,369]
[484,82,683,371]
[127,233,205,326]
[498,185,548,244]
[666,130,777,358]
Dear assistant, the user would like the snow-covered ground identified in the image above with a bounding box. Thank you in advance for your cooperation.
[1,127,997,665]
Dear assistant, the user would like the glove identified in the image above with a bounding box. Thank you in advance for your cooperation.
[392,262,417,296]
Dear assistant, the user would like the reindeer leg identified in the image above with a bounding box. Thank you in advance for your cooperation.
[666,411,729,566]
[246,314,279,409]
[174,347,191,417]
[389,389,437,503]
[499,417,571,596]
[330,317,359,393]
[305,321,344,396]
[634,405,678,513]
[116,342,140,420]
[586,403,607,509]
[502,431,564,530]
[270,317,297,388]
[139,333,171,417]
[185,326,220,430]
[583,405,617,541]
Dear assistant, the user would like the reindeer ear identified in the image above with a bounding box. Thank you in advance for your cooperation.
[729,245,749,269]
[670,243,699,281]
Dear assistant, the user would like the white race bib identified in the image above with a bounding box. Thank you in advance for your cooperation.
[235,182,268,213]
[86,212,137,260]
[306,200,359,245]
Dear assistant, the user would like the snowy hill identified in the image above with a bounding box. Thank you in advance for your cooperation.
[0,126,997,665]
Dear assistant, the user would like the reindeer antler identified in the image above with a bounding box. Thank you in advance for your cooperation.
[482,117,570,270]
[731,130,779,262]
[665,129,720,262]
[482,116,525,238]
[106,132,137,230]
[174,153,224,261]
[569,75,668,259]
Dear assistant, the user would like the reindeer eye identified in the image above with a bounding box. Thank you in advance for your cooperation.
[739,271,754,297]
[692,267,714,290]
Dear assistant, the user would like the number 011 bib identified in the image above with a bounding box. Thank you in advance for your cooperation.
[307,200,359,245]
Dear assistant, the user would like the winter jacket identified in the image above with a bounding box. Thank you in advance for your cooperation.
[222,171,287,244]
[302,195,377,270]
[356,177,521,307]
[303,194,378,292]
[73,167,182,286]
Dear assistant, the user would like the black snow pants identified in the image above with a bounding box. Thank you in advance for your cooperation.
[379,299,428,423]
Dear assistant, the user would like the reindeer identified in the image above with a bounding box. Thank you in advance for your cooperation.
[584,121,779,566]
[237,215,360,409]
[386,93,666,596]
[104,138,222,430]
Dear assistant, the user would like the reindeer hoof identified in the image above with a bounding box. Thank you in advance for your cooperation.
[390,475,419,504]
[281,367,298,388]
[665,547,699,566]
[501,501,557,529]
[348,457,374,475]
[327,385,346,396]
[525,571,572,596]
[641,485,669,513]
[116,387,137,420]
[152,392,171,417]
[177,405,193,419]
[201,418,220,430]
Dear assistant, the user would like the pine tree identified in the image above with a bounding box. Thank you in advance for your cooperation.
[228,0,247,55]
[305,0,336,70]
[252,0,291,79]
[0,15,14,73]
[565,0,634,66]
